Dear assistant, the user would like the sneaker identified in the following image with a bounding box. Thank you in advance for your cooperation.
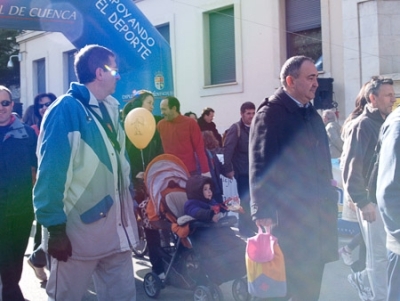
[347,272,373,301]
[339,246,354,265]
[158,272,166,280]
[27,258,47,281]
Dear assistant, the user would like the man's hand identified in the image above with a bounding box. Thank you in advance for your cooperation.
[225,171,235,179]
[360,203,376,223]
[256,218,275,229]
[201,172,211,178]
[47,224,72,262]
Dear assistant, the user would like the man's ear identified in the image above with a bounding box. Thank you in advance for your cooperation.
[369,93,376,106]
[286,75,295,87]
[95,67,104,80]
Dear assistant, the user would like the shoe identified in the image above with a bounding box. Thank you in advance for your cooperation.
[339,246,354,265]
[158,272,166,280]
[27,258,47,281]
[347,272,373,301]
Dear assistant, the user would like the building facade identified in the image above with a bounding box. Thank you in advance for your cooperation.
[16,0,400,131]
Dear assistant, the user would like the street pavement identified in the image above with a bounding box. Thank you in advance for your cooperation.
[18,224,359,301]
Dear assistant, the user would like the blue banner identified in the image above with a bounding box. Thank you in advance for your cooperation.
[0,0,174,113]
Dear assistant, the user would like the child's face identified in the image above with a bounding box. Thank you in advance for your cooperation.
[203,183,213,200]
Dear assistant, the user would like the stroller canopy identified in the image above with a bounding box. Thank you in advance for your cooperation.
[144,154,190,215]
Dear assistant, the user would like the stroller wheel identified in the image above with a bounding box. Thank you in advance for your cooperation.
[193,285,212,301]
[232,278,250,301]
[132,220,148,257]
[208,283,224,301]
[143,272,162,298]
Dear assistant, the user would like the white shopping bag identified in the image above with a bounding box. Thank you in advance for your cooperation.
[220,175,240,221]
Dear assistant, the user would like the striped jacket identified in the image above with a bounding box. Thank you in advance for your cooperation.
[33,82,138,260]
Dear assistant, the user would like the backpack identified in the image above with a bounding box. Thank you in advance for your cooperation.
[365,139,381,204]
[222,122,241,147]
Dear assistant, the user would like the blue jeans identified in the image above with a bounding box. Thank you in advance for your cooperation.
[387,251,400,301]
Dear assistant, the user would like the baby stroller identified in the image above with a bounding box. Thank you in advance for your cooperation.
[142,154,249,301]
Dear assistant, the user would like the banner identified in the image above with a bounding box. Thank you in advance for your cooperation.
[0,0,174,113]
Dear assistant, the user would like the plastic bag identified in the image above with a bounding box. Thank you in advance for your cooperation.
[246,226,287,298]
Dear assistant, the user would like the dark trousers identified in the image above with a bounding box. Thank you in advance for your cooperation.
[262,260,325,301]
[144,228,164,275]
[0,212,33,301]
[351,234,366,273]
[236,174,257,235]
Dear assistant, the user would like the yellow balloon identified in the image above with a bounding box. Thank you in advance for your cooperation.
[124,108,156,149]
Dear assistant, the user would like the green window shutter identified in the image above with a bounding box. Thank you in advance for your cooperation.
[209,7,236,85]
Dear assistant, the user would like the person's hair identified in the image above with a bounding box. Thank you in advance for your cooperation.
[280,55,315,88]
[164,96,180,113]
[22,104,38,126]
[0,85,12,100]
[74,45,115,84]
[322,109,337,123]
[202,130,219,150]
[200,107,215,119]
[364,76,393,103]
[346,83,369,122]
[342,83,369,133]
[122,90,154,120]
[184,111,197,119]
[240,101,255,114]
[33,92,57,121]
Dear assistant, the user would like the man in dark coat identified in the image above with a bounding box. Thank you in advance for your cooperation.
[197,107,222,146]
[249,56,338,301]
[0,85,37,301]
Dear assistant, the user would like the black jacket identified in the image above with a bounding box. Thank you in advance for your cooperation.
[249,87,338,264]
[0,117,36,218]
[223,120,250,176]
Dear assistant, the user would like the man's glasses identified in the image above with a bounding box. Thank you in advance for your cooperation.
[38,102,52,109]
[104,65,120,77]
[0,100,12,107]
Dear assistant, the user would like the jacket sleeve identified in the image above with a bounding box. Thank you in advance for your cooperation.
[190,121,210,173]
[222,123,238,174]
[184,200,214,221]
[33,98,77,227]
[377,120,400,241]
[342,121,372,209]
[249,108,280,221]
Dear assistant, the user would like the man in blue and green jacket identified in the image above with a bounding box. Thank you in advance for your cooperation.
[33,45,139,301]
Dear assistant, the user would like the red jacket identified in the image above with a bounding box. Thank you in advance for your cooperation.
[157,114,209,173]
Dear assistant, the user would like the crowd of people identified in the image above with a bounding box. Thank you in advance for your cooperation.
[1,45,399,301]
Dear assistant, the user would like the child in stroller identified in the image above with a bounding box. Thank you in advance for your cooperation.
[184,175,247,285]
[142,155,249,301]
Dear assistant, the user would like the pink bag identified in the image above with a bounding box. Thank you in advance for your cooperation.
[246,226,287,298]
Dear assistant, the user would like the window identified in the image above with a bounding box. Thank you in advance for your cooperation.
[35,58,45,94]
[286,0,322,62]
[207,7,236,85]
[66,50,77,87]
[156,23,170,44]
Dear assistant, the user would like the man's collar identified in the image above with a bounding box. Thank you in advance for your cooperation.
[283,89,310,108]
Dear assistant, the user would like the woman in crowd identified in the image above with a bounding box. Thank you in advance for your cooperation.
[31,93,57,135]
[27,92,57,282]
[122,90,165,279]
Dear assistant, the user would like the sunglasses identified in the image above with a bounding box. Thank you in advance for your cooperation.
[104,65,120,77]
[38,102,52,109]
[0,100,12,107]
